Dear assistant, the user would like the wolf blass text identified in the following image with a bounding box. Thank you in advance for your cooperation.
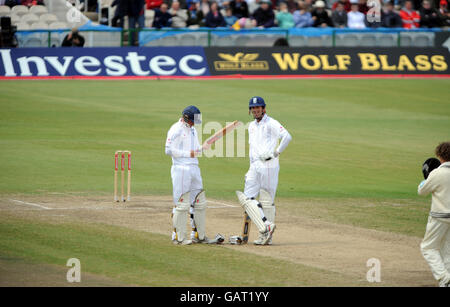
[180,291,269,303]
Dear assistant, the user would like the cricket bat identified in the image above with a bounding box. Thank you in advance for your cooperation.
[201,120,241,151]
[241,211,251,244]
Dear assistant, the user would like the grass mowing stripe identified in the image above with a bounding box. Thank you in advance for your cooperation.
[0,214,362,287]
[0,80,449,198]
[282,197,429,237]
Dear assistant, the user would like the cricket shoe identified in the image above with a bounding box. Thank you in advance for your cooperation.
[254,223,276,245]
[439,276,450,287]
[172,239,193,245]
[253,234,273,245]
[192,236,209,244]
[253,233,267,245]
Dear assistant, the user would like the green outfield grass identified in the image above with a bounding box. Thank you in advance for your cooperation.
[0,79,448,286]
[1,79,448,199]
[0,213,360,287]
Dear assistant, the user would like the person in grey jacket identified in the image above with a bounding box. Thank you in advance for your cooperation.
[332,1,348,28]
[170,0,189,28]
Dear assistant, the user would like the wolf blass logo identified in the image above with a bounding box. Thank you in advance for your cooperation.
[214,52,448,72]
[180,291,269,304]
[214,53,269,71]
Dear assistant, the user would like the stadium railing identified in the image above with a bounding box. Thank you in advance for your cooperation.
[13,25,447,48]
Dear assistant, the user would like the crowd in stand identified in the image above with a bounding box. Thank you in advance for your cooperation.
[0,0,45,7]
[2,0,448,29]
[107,0,449,30]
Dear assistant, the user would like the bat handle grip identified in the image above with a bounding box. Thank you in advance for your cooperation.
[191,149,203,157]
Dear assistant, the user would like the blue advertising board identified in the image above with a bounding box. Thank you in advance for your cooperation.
[0,47,210,78]
[1,46,449,78]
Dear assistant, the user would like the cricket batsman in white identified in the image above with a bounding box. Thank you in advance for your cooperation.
[418,141,450,287]
[165,106,207,245]
[236,96,292,245]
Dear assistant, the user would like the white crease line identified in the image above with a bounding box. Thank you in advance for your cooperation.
[208,200,238,208]
[6,199,238,211]
[9,199,51,210]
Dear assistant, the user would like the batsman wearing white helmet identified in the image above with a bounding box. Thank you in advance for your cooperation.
[236,96,292,245]
[165,106,208,245]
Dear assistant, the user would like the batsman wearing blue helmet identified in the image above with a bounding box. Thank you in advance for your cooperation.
[165,106,208,245]
[236,96,292,245]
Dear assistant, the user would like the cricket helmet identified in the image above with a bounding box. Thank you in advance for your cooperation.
[248,96,266,109]
[182,105,202,124]
[422,157,441,179]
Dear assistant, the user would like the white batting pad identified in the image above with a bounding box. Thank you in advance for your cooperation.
[236,191,267,233]
[259,189,275,223]
[173,192,190,242]
[259,189,273,206]
[193,190,207,240]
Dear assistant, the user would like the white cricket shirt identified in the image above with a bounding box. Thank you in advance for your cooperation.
[248,114,292,164]
[418,161,450,218]
[165,118,200,166]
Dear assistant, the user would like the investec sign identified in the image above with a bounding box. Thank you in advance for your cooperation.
[0,47,209,77]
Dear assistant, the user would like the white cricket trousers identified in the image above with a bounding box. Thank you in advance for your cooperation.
[171,164,203,205]
[244,160,279,201]
[420,216,450,282]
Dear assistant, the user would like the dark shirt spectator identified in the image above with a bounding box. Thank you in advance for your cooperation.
[437,0,450,27]
[358,0,369,14]
[153,3,173,28]
[229,0,249,18]
[187,1,206,26]
[332,1,348,27]
[420,0,442,27]
[112,0,127,28]
[381,2,403,27]
[205,1,226,27]
[311,0,333,27]
[127,0,146,19]
[252,0,275,28]
[127,0,145,46]
[3,0,19,7]
[62,29,85,47]
[285,0,298,13]
[412,0,422,10]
